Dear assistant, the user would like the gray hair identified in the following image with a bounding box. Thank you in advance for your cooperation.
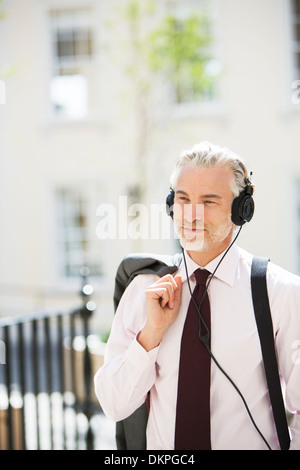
[170,141,251,198]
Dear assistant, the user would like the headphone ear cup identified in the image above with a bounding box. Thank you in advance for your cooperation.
[166,189,175,218]
[231,189,255,226]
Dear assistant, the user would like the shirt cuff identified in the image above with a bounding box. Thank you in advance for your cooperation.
[125,335,160,369]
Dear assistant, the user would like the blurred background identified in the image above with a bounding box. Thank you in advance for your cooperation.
[0,0,300,337]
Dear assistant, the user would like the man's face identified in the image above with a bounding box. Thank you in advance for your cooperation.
[173,164,235,253]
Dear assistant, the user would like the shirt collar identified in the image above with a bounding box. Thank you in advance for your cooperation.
[178,243,240,287]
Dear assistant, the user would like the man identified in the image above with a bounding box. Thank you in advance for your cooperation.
[94,141,300,450]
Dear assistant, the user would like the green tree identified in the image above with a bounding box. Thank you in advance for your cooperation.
[0,1,14,82]
[0,0,5,20]
[148,13,216,103]
[118,1,217,202]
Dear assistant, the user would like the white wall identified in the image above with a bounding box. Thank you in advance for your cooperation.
[0,0,299,333]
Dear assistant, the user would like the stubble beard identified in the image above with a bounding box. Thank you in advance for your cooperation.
[174,218,233,253]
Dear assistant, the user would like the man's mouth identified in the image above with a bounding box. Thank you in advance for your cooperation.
[182,226,205,234]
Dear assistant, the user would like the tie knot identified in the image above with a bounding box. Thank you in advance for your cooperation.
[194,268,210,287]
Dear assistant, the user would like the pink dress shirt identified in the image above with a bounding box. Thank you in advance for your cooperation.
[94,245,300,450]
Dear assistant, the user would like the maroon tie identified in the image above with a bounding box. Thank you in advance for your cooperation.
[174,269,211,450]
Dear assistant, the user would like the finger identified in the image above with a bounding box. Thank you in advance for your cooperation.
[155,281,177,308]
[155,276,178,305]
[148,281,175,297]
[147,275,179,308]
[158,276,182,306]
[173,276,182,303]
[146,286,170,308]
[154,274,178,289]
[146,279,177,307]
[174,275,182,289]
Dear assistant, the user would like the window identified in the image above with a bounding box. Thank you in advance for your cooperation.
[49,8,94,120]
[56,188,102,279]
[291,0,300,81]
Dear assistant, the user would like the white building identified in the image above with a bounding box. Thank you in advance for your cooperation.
[0,0,299,334]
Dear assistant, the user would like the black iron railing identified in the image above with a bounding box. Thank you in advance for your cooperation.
[0,269,102,450]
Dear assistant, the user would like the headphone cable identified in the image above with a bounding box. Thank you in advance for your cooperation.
[181,227,272,450]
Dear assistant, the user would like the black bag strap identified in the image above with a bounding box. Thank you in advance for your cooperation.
[251,256,290,450]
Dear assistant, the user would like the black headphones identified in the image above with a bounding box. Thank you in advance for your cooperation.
[166,179,255,226]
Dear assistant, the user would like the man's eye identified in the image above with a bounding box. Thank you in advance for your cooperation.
[204,200,215,205]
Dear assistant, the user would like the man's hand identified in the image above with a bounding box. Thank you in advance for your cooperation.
[138,274,182,352]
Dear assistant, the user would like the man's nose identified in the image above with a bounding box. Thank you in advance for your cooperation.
[183,203,204,223]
